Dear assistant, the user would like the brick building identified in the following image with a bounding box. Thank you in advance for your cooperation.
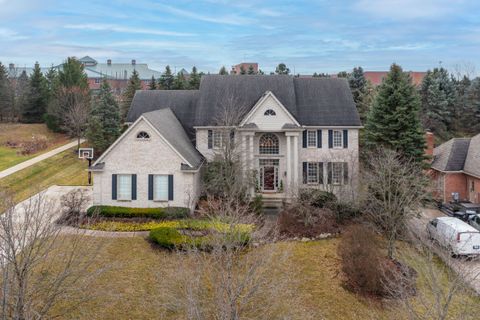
[231,62,259,74]
[363,71,426,86]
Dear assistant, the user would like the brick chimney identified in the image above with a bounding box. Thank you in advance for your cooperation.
[107,59,112,65]
[425,131,434,157]
[131,59,136,65]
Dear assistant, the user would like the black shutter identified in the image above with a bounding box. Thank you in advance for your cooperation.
[328,130,333,148]
[302,130,307,148]
[168,175,174,200]
[230,130,235,148]
[112,174,117,200]
[302,162,307,184]
[318,162,324,184]
[317,130,322,148]
[148,174,154,200]
[343,163,349,185]
[208,130,213,149]
[327,162,333,184]
[343,130,348,148]
[131,174,137,200]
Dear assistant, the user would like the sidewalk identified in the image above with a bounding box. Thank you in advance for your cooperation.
[0,139,85,179]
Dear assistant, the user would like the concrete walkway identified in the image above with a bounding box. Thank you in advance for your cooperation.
[60,226,149,238]
[0,139,85,179]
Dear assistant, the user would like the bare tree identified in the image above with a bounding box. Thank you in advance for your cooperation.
[363,148,429,259]
[0,189,104,319]
[58,86,89,151]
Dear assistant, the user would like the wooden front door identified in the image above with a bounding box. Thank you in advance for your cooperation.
[263,166,275,191]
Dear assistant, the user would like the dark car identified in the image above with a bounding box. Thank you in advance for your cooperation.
[439,202,480,221]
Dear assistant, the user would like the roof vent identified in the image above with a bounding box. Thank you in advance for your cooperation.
[107,59,112,65]
[131,59,136,65]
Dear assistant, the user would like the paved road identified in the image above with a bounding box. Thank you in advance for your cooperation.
[411,208,480,295]
[0,139,85,179]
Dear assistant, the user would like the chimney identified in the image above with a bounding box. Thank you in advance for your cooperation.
[8,63,14,70]
[107,59,112,65]
[131,59,136,65]
[425,131,435,158]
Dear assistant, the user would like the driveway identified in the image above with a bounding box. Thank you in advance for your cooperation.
[411,208,480,295]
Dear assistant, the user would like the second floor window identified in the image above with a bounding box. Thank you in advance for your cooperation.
[307,130,317,147]
[213,131,223,149]
[259,133,279,154]
[333,130,343,148]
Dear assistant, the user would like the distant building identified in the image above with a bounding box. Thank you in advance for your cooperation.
[231,62,259,74]
[363,71,427,86]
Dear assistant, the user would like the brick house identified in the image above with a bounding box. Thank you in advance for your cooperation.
[430,133,480,204]
[363,71,426,86]
[231,63,259,74]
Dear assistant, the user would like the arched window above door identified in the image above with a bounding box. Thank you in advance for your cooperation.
[259,133,279,154]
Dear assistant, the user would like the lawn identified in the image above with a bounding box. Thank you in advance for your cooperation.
[0,123,70,171]
[0,147,88,203]
[45,236,479,320]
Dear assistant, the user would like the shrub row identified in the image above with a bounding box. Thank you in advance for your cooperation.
[86,205,189,220]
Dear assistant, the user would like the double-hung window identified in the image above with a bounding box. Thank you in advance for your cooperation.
[307,130,317,148]
[331,163,343,185]
[213,131,223,149]
[307,162,319,184]
[332,130,343,148]
[154,175,169,201]
[117,174,132,200]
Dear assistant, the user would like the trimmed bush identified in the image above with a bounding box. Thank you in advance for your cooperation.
[86,205,189,220]
[299,189,336,208]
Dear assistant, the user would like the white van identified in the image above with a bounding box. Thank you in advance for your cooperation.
[427,217,480,256]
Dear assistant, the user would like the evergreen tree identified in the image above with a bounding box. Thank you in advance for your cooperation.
[87,80,121,153]
[465,78,480,133]
[120,69,141,121]
[337,71,349,78]
[149,75,156,90]
[0,62,10,121]
[258,69,265,75]
[57,57,88,89]
[275,63,290,75]
[159,65,174,90]
[348,67,373,121]
[189,66,201,89]
[172,72,187,90]
[15,71,30,121]
[219,66,228,75]
[239,66,246,75]
[23,62,49,123]
[247,65,256,75]
[452,75,471,134]
[364,64,426,163]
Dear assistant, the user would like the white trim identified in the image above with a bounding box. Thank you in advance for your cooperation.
[303,126,363,129]
[93,116,193,167]
[239,91,300,127]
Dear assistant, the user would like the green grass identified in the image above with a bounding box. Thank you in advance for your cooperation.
[0,146,35,171]
[42,236,479,319]
[0,148,88,203]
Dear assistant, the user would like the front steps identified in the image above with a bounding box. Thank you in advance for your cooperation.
[260,193,287,214]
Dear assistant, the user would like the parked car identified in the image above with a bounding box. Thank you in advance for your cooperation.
[439,202,480,220]
[427,217,480,256]
[467,214,480,231]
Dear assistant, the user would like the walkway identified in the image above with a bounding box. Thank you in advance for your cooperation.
[0,139,85,179]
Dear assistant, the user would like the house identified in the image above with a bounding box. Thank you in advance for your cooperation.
[231,63,259,74]
[363,71,426,86]
[90,75,362,210]
[430,133,480,204]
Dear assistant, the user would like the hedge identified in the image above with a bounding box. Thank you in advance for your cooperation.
[86,205,189,220]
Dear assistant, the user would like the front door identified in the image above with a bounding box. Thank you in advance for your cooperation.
[259,159,279,192]
[263,166,275,191]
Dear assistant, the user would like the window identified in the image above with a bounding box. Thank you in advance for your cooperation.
[117,174,132,200]
[331,162,343,185]
[471,180,475,192]
[213,131,223,149]
[94,78,100,84]
[154,175,169,201]
[307,130,317,147]
[136,131,150,140]
[264,109,276,116]
[333,130,342,148]
[307,163,319,184]
[259,133,279,154]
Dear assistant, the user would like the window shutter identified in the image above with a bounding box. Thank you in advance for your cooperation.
[148,174,154,200]
[327,162,333,184]
[230,130,235,148]
[131,174,137,200]
[317,130,322,148]
[168,175,174,201]
[328,130,333,148]
[302,162,307,184]
[302,130,307,148]
[208,130,213,149]
[318,162,324,184]
[112,174,117,200]
[343,130,348,148]
[343,163,349,185]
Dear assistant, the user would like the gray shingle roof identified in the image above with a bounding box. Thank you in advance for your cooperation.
[432,138,472,171]
[142,109,203,169]
[464,133,480,177]
[84,63,163,80]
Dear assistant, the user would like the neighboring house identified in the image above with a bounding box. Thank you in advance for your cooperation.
[430,133,480,204]
[231,62,259,74]
[90,75,362,210]
[363,71,426,86]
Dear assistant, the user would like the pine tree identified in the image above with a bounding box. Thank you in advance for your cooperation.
[189,66,201,89]
[275,63,290,75]
[364,63,426,163]
[465,78,480,133]
[22,62,49,123]
[337,71,349,78]
[149,75,156,90]
[120,69,141,121]
[87,79,121,153]
[348,67,372,121]
[452,75,471,134]
[247,65,256,75]
[159,65,174,90]
[15,71,30,121]
[219,66,228,75]
[57,57,88,89]
[0,62,10,121]
[172,72,187,90]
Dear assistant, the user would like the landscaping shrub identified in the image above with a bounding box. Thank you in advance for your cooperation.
[337,225,387,296]
[326,201,362,223]
[249,195,263,215]
[57,188,91,225]
[19,135,48,155]
[86,205,189,220]
[299,189,336,208]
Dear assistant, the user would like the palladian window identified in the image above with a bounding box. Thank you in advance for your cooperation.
[136,131,150,140]
[259,133,279,154]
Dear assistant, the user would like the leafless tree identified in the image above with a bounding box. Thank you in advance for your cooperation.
[0,189,105,319]
[363,148,429,259]
[58,87,89,151]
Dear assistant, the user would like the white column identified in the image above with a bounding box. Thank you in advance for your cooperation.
[249,134,255,195]
[242,134,247,174]
[286,135,291,192]
[293,135,299,187]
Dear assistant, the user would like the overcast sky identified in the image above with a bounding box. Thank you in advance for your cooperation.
[1,0,480,75]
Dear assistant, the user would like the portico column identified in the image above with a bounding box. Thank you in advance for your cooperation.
[286,135,291,192]
[249,134,255,195]
[293,134,299,189]
[242,134,247,175]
